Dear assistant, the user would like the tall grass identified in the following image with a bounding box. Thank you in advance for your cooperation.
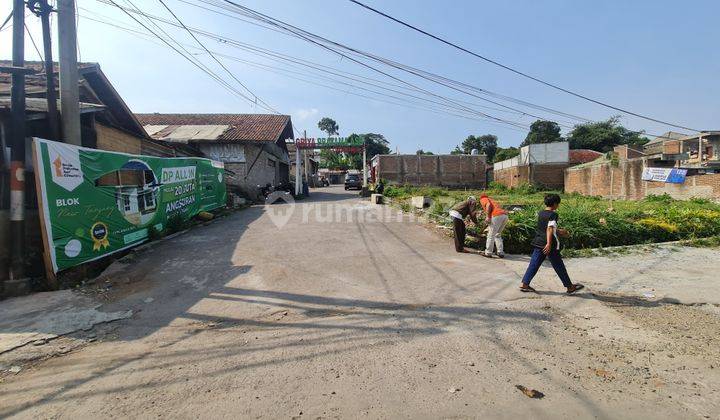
[384,184,720,254]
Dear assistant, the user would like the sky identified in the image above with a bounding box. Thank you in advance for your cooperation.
[1,0,719,154]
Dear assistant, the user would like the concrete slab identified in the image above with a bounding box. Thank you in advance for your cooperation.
[0,290,132,354]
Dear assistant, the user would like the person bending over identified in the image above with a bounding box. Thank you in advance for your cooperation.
[449,196,479,253]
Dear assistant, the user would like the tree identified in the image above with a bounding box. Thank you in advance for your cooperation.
[416,149,434,155]
[493,146,520,163]
[362,133,391,161]
[566,116,650,152]
[320,133,391,171]
[521,120,563,146]
[454,134,498,161]
[317,117,339,136]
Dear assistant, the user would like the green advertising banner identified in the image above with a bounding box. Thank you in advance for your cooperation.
[32,137,227,273]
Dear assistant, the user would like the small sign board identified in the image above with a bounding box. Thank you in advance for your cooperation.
[641,167,687,184]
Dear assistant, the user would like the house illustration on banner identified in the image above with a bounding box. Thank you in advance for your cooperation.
[96,160,160,226]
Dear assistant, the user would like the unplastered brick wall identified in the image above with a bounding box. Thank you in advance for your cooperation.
[493,164,568,190]
[375,154,486,187]
[565,158,720,201]
[493,166,529,189]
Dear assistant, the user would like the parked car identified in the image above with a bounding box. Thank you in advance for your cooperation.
[344,173,363,190]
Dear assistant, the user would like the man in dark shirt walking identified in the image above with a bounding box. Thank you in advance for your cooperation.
[449,196,479,253]
[519,194,584,294]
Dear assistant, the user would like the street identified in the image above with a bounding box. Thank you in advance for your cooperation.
[1,186,718,419]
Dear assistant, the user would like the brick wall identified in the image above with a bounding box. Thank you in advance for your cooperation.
[493,166,529,188]
[376,154,486,188]
[565,158,720,200]
[493,163,568,190]
[529,163,569,190]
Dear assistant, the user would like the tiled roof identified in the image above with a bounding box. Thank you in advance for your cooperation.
[136,113,292,142]
[569,149,604,163]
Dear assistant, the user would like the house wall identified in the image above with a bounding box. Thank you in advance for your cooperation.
[95,124,142,154]
[375,154,486,188]
[224,143,287,199]
[493,163,568,190]
[565,158,720,200]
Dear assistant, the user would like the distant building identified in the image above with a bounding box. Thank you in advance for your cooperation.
[137,113,293,198]
[372,154,487,188]
[566,132,720,201]
[492,142,601,190]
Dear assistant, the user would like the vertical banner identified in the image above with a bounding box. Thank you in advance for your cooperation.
[33,137,227,273]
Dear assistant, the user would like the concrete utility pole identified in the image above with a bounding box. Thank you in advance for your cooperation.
[303,129,309,187]
[9,0,27,285]
[31,0,60,139]
[362,140,368,188]
[294,139,302,196]
[57,0,81,145]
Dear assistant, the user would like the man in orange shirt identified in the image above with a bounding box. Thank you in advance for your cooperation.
[479,193,509,258]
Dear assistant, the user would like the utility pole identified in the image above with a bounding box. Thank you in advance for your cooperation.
[294,138,302,196]
[29,0,60,140]
[362,141,368,188]
[8,0,27,286]
[57,0,81,145]
[303,129,309,187]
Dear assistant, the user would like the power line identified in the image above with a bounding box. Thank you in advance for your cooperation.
[93,0,591,127]
[183,0,590,124]
[24,22,44,61]
[217,0,532,131]
[79,12,531,130]
[93,0,533,131]
[348,0,700,132]
[156,0,279,115]
[103,0,275,114]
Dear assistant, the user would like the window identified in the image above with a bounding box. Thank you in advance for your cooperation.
[122,194,131,212]
[267,159,276,167]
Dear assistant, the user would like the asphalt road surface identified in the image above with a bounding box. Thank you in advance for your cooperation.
[1,186,718,419]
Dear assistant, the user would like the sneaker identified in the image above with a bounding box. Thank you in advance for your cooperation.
[482,252,493,258]
[497,253,505,259]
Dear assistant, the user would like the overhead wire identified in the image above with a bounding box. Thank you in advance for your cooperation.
[347,0,701,132]
[103,0,277,115]
[90,1,533,130]
[156,0,280,115]
[78,11,531,130]
[174,0,592,125]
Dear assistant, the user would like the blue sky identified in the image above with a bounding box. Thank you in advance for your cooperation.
[1,0,718,153]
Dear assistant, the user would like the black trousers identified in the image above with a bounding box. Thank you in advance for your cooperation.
[453,218,466,252]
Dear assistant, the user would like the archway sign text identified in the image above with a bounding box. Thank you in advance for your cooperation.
[295,136,365,153]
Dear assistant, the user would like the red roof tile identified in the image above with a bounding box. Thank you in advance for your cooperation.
[569,149,604,163]
[136,113,292,142]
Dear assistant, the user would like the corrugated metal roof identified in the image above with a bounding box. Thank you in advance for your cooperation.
[148,125,230,143]
[136,113,292,143]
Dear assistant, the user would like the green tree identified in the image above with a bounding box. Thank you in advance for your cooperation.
[521,120,563,146]
[321,133,391,170]
[317,117,339,136]
[455,134,498,161]
[416,149,434,155]
[450,146,463,155]
[493,146,520,163]
[566,116,650,152]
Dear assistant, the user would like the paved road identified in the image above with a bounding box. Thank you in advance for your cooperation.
[1,187,717,419]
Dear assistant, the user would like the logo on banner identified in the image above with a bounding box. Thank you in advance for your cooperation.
[48,143,84,191]
[91,222,110,251]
